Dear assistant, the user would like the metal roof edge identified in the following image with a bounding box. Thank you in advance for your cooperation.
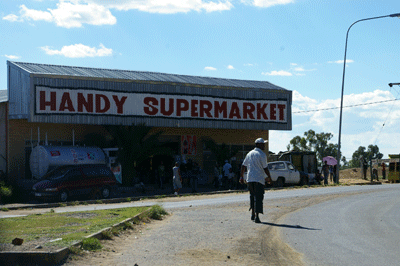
[8,61,291,93]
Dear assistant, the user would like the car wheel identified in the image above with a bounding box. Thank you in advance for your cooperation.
[274,177,284,187]
[59,190,68,202]
[100,187,111,199]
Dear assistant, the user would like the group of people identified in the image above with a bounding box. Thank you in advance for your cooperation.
[169,160,203,195]
[212,160,244,190]
[321,161,337,185]
[360,157,386,181]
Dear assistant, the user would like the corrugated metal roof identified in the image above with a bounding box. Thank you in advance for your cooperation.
[0,90,7,103]
[8,61,288,91]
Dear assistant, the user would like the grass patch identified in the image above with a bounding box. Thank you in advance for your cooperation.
[147,204,168,220]
[0,206,150,249]
[69,245,84,255]
[81,237,102,251]
[0,207,9,212]
[70,201,80,206]
[101,230,113,240]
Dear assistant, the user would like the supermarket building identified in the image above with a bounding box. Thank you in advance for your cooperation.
[0,61,292,183]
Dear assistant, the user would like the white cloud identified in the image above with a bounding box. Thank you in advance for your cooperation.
[294,67,305,72]
[4,2,117,28]
[251,0,295,8]
[202,1,233,12]
[41,43,113,58]
[2,14,22,22]
[244,63,260,67]
[281,89,400,159]
[204,66,217,71]
[87,0,233,13]
[4,55,21,60]
[20,4,54,22]
[328,59,354,64]
[50,1,116,28]
[262,70,292,76]
[227,65,234,70]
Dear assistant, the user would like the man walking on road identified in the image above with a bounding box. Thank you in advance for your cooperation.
[240,138,272,223]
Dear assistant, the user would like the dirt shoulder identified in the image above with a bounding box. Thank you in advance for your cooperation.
[62,191,364,266]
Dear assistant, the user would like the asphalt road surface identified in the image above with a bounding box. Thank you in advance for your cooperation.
[59,184,400,266]
[281,184,400,266]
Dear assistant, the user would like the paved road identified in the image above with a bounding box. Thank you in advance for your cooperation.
[0,184,394,218]
[281,184,400,266]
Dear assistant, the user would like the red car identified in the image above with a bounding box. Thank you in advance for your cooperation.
[32,164,117,202]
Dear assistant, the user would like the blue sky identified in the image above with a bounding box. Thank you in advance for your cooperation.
[2,0,400,161]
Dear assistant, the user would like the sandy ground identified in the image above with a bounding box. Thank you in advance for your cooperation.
[62,189,371,266]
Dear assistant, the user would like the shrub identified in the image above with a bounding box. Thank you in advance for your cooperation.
[0,181,12,197]
[69,245,84,255]
[147,205,168,220]
[101,230,113,240]
[81,237,102,251]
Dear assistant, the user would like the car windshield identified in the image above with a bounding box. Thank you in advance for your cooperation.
[42,166,74,180]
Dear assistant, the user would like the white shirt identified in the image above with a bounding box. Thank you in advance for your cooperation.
[173,166,180,179]
[223,162,232,176]
[242,147,268,185]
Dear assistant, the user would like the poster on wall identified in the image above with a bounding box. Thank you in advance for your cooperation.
[181,135,197,155]
[111,164,122,184]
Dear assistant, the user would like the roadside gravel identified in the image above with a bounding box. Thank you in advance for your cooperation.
[63,192,356,266]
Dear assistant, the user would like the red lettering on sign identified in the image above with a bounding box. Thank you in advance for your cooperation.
[59,92,75,112]
[229,102,241,119]
[113,95,127,114]
[40,91,57,111]
[191,100,199,117]
[78,93,93,113]
[95,94,110,113]
[277,104,286,121]
[143,97,158,115]
[243,102,255,119]
[270,104,276,120]
[257,103,268,120]
[214,101,227,118]
[160,98,174,116]
[176,99,189,117]
[200,100,213,118]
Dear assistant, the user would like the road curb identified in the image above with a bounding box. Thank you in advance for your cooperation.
[0,208,152,266]
[0,188,243,211]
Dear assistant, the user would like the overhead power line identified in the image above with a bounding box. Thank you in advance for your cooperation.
[293,98,399,114]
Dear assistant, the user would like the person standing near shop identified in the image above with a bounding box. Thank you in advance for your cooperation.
[223,160,232,189]
[158,161,166,189]
[239,138,272,224]
[322,161,329,185]
[172,162,182,196]
[382,162,386,180]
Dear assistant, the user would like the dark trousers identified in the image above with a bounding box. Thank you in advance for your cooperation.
[248,182,264,214]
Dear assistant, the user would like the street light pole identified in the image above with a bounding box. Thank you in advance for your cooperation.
[336,13,400,184]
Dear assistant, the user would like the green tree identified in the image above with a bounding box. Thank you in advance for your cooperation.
[287,130,340,165]
[341,156,349,168]
[105,123,173,186]
[350,145,383,168]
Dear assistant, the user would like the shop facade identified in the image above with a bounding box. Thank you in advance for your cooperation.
[3,61,292,183]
